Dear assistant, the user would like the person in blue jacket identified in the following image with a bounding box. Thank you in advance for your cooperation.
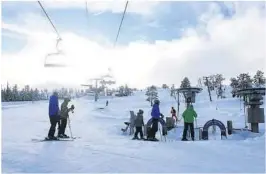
[47,91,60,140]
[150,99,164,140]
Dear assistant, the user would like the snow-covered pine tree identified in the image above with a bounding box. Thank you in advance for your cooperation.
[145,85,158,106]
[170,84,175,96]
[12,84,19,101]
[162,84,168,89]
[253,70,265,87]
[180,77,191,88]
[237,73,253,89]
[214,74,225,99]
[230,77,239,97]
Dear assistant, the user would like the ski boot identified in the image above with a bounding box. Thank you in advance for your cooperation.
[181,138,188,141]
[58,134,65,138]
[147,137,159,141]
[132,136,139,140]
[63,134,70,138]
[46,136,58,140]
[152,138,159,141]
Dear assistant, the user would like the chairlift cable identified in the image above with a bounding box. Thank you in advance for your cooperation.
[85,1,90,26]
[113,1,129,47]
[37,1,62,40]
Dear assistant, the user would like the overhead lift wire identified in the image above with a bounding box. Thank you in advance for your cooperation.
[113,1,129,47]
[37,1,62,40]
[85,1,90,25]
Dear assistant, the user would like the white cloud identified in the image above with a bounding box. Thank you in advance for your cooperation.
[1,3,266,89]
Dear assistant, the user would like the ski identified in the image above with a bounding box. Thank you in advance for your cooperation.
[31,137,75,142]
[143,138,159,142]
[59,136,81,139]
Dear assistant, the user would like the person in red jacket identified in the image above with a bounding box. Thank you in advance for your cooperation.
[171,107,178,123]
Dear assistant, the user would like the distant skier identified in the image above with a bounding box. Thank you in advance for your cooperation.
[132,109,145,140]
[181,104,197,141]
[58,98,75,138]
[171,107,178,123]
[106,100,109,107]
[48,91,60,140]
[149,99,164,141]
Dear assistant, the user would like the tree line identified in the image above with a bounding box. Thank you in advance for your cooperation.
[162,70,265,99]
[1,83,87,102]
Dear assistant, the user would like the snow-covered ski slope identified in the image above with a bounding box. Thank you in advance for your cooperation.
[2,87,265,173]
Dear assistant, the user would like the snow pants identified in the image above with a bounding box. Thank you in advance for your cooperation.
[182,122,195,139]
[48,116,60,137]
[134,126,143,138]
[150,118,159,138]
[58,118,67,135]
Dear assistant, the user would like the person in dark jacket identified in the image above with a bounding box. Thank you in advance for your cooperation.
[48,92,60,140]
[149,99,164,140]
[58,98,74,138]
[133,109,144,140]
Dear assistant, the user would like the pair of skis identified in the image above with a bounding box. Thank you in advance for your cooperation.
[32,136,80,142]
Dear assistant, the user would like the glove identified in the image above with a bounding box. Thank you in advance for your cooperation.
[70,104,75,110]
[160,113,164,119]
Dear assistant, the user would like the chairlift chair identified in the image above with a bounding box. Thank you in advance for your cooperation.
[44,38,67,68]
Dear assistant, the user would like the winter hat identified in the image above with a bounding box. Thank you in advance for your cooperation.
[138,109,144,114]
[64,97,71,102]
[154,99,160,104]
[53,91,58,96]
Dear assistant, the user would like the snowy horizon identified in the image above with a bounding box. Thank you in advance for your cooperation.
[1,1,266,89]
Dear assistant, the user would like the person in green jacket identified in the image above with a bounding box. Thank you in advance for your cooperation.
[182,104,197,141]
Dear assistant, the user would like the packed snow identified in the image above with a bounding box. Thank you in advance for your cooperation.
[2,87,265,173]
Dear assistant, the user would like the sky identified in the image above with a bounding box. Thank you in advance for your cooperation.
[1,1,266,90]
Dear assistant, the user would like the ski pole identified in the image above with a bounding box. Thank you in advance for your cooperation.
[158,124,162,141]
[68,116,73,139]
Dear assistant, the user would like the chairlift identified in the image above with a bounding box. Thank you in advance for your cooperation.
[44,38,67,68]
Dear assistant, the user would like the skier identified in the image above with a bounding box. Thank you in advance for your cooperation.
[149,99,164,141]
[132,109,144,140]
[106,100,109,107]
[171,107,178,123]
[58,97,75,138]
[181,104,197,141]
[47,91,60,140]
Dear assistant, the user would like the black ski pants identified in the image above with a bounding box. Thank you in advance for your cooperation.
[59,118,67,135]
[151,118,159,138]
[48,116,60,137]
[182,122,195,139]
[134,126,143,138]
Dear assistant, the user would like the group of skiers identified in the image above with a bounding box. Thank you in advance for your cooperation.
[48,92,75,140]
[48,91,197,141]
[132,99,197,141]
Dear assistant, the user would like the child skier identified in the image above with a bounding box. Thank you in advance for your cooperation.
[171,107,178,123]
[58,97,75,138]
[132,109,145,140]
